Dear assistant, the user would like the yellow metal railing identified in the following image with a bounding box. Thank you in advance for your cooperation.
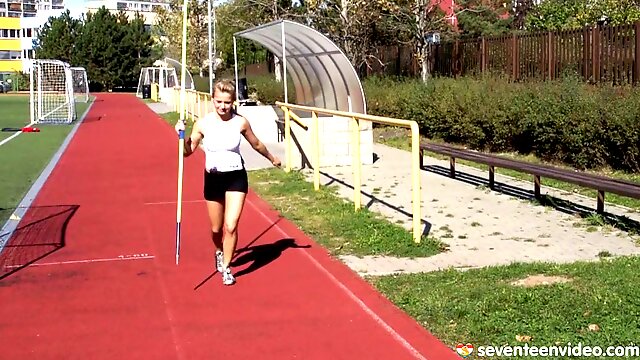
[276,101,423,244]
[173,88,213,122]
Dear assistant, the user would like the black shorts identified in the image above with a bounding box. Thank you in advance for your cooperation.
[203,169,249,201]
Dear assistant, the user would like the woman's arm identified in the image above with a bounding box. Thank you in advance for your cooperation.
[240,117,281,167]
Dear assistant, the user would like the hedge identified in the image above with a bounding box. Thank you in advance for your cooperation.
[363,75,640,172]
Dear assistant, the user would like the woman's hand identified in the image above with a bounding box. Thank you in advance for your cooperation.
[175,121,185,135]
[271,156,282,168]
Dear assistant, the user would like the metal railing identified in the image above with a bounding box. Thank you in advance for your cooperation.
[276,101,423,243]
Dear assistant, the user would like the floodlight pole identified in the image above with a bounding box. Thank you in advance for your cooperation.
[213,4,216,79]
[233,36,239,101]
[175,0,189,266]
[208,0,213,95]
[281,21,288,103]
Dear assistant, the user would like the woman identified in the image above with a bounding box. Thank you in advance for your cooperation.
[176,79,281,285]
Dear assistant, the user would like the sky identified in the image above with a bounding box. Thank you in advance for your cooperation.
[65,0,87,19]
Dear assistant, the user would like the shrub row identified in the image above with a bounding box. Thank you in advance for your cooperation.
[363,75,640,172]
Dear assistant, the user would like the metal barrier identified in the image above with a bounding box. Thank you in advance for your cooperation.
[276,101,423,244]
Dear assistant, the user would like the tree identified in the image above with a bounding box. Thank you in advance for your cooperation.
[455,0,512,38]
[155,0,223,75]
[73,9,122,90]
[34,10,83,63]
[33,7,159,91]
[525,0,640,31]
[213,0,303,80]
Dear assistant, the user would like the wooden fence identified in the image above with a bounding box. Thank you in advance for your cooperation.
[368,22,640,85]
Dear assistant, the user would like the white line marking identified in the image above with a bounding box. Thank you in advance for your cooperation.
[0,126,30,147]
[143,200,204,206]
[246,200,428,360]
[5,254,154,268]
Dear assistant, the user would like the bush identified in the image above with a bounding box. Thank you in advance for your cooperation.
[363,75,640,172]
[247,74,296,105]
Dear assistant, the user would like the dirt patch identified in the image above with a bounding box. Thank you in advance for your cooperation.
[510,274,572,287]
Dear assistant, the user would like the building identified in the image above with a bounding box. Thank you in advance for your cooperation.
[432,0,457,27]
[0,0,39,18]
[0,4,66,79]
[20,8,66,71]
[0,16,22,74]
[37,0,65,11]
[85,0,170,26]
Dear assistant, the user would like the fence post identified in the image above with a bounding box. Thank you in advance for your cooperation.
[481,37,486,73]
[454,40,460,77]
[583,27,590,82]
[548,31,554,80]
[634,22,640,85]
[592,26,601,83]
[512,34,519,80]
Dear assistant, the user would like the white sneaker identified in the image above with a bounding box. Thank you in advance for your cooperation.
[215,250,224,273]
[222,267,236,286]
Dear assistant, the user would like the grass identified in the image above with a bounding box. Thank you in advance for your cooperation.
[374,126,640,210]
[369,257,640,358]
[246,169,446,257]
[155,109,444,257]
[0,95,93,225]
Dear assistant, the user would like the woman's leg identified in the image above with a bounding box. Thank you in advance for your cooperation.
[222,191,247,268]
[206,200,225,252]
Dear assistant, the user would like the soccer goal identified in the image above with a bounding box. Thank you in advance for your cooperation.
[30,59,76,124]
[70,67,89,103]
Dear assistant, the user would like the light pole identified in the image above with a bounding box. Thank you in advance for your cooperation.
[208,0,213,95]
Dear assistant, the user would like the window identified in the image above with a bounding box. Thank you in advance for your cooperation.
[0,51,22,60]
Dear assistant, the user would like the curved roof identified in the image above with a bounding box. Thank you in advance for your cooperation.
[235,20,366,114]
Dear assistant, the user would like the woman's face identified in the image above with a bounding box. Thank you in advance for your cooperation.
[213,90,234,117]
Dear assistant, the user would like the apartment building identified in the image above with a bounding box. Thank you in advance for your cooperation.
[0,0,38,18]
[85,0,170,26]
[37,0,64,11]
[0,6,65,79]
[0,16,21,73]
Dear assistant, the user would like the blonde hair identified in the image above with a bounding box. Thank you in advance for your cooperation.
[213,79,236,100]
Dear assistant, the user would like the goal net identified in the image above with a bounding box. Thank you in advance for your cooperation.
[30,59,76,124]
[70,67,89,103]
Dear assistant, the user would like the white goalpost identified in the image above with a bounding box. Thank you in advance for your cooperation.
[70,67,89,103]
[30,59,76,124]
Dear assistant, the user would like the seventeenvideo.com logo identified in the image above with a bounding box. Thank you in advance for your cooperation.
[456,343,474,358]
[454,342,640,358]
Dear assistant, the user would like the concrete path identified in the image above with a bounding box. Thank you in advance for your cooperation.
[147,101,640,277]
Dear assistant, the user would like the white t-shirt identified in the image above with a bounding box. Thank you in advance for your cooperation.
[199,112,244,172]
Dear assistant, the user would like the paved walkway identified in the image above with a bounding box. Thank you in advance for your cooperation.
[148,103,640,277]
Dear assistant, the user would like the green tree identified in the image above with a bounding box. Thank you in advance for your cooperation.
[34,10,83,63]
[455,0,512,38]
[525,0,640,31]
[74,8,121,90]
[154,0,212,75]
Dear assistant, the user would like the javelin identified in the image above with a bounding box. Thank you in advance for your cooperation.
[175,0,189,265]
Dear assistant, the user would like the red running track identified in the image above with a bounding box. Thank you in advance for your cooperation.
[0,93,459,360]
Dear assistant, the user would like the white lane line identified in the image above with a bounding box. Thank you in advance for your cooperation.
[143,200,204,206]
[5,254,155,268]
[245,199,429,360]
